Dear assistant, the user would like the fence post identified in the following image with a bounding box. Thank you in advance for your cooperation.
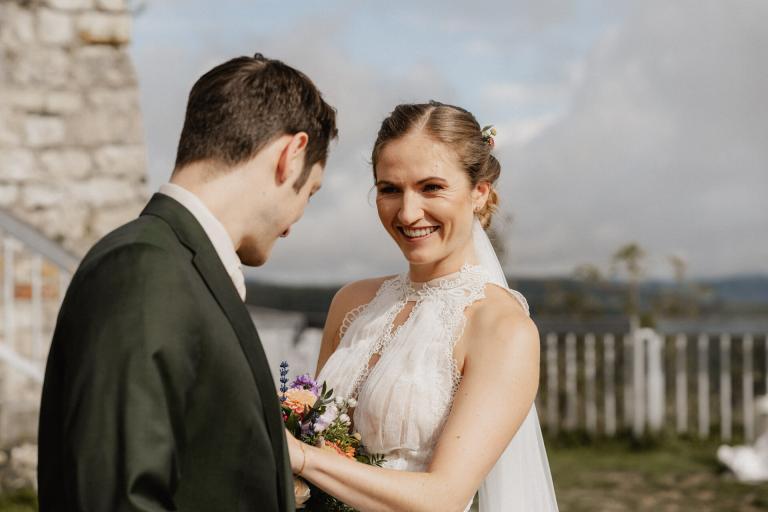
[565,333,578,431]
[624,333,634,429]
[546,333,559,435]
[720,334,732,441]
[698,334,710,439]
[675,334,688,434]
[743,334,754,442]
[585,333,597,435]
[646,329,664,433]
[633,330,646,437]
[603,334,616,436]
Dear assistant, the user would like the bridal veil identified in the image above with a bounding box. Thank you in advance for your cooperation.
[472,219,559,511]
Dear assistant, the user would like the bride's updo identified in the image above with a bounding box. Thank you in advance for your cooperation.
[371,101,501,229]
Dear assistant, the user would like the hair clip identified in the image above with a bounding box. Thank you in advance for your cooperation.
[481,125,497,147]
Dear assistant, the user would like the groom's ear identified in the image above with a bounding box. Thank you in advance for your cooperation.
[276,132,309,186]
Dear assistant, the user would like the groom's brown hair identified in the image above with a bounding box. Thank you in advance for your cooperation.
[174,53,338,190]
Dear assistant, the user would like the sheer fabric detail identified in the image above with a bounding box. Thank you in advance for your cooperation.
[317,220,557,511]
[338,303,368,342]
[317,264,497,476]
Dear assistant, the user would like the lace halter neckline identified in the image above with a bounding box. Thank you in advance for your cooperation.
[403,263,488,302]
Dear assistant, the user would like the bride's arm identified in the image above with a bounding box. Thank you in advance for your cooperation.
[292,298,541,512]
[315,277,389,376]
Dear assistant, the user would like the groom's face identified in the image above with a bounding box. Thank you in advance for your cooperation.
[237,161,324,266]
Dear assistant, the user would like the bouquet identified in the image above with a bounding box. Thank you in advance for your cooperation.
[279,361,385,511]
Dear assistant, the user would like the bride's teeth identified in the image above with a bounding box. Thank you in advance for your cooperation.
[402,227,437,238]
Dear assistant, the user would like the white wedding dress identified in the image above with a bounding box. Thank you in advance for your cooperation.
[317,222,558,511]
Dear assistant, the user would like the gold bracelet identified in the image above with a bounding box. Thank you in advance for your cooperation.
[297,442,307,477]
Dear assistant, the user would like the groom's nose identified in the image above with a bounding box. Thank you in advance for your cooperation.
[397,191,424,225]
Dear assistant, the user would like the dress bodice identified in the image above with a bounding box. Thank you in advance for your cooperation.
[317,264,529,474]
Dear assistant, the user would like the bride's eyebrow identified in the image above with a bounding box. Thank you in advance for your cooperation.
[416,176,447,184]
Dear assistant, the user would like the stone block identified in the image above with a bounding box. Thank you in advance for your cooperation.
[40,149,92,178]
[21,183,65,209]
[0,111,23,146]
[24,115,65,147]
[45,91,84,114]
[73,46,137,87]
[67,108,143,145]
[0,149,37,182]
[93,145,145,177]
[24,203,89,243]
[0,184,19,206]
[88,88,140,111]
[69,177,139,207]
[77,12,131,45]
[37,8,75,45]
[0,4,35,50]
[46,0,94,10]
[91,202,141,236]
[96,0,126,11]
[0,89,47,111]
[7,47,70,87]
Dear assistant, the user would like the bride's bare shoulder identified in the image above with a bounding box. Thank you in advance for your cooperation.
[330,275,394,316]
[316,275,395,371]
[466,284,539,353]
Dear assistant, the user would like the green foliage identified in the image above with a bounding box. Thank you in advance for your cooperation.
[0,488,37,512]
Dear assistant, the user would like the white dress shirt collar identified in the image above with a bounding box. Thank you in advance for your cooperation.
[158,183,246,301]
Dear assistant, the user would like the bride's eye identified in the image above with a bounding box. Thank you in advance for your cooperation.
[377,185,399,195]
[423,183,444,193]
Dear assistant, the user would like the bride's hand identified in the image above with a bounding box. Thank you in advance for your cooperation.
[285,428,307,474]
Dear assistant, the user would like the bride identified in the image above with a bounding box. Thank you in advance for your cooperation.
[286,101,558,511]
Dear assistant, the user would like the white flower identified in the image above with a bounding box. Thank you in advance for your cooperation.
[348,398,358,408]
[335,397,345,407]
[313,404,339,434]
[339,413,351,425]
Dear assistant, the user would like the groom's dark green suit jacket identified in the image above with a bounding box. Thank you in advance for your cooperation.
[38,194,294,512]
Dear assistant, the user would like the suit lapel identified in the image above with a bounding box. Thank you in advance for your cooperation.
[141,194,289,510]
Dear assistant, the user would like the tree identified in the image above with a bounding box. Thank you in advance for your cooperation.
[612,243,645,323]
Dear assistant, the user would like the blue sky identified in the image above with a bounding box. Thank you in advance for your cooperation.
[129,0,768,283]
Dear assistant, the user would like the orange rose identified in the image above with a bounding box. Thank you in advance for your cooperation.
[320,439,356,459]
[283,388,317,416]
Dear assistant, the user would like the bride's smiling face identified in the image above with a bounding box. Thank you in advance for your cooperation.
[375,130,488,273]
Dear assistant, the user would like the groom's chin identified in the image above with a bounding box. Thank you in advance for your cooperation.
[237,246,269,267]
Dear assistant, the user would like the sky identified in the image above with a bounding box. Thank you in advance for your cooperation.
[129,0,768,284]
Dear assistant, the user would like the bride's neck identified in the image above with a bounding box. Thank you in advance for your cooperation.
[408,243,477,283]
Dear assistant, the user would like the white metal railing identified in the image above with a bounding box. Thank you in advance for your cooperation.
[0,208,79,444]
[537,329,768,441]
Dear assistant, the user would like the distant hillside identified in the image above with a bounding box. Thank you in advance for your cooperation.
[246,274,768,327]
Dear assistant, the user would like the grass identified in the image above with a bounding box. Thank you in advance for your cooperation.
[547,434,768,512]
[0,489,36,512]
[2,436,767,511]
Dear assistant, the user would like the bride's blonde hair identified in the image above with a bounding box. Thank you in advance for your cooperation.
[371,101,501,229]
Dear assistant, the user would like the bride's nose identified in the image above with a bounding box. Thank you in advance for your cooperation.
[397,190,424,225]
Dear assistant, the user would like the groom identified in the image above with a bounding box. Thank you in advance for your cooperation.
[38,53,337,511]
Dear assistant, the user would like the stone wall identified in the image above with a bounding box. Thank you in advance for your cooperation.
[0,0,147,256]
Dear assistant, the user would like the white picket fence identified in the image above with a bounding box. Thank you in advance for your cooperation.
[0,209,76,445]
[538,328,768,441]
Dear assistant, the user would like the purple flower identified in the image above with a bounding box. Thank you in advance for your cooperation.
[313,404,339,434]
[290,373,320,396]
[300,420,314,437]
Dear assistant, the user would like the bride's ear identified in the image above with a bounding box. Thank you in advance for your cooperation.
[471,180,491,210]
[276,132,309,185]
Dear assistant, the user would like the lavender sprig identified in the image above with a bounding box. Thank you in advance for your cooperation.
[279,360,289,400]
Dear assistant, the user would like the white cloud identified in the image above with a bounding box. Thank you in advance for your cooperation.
[497,0,768,278]
[130,0,768,283]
